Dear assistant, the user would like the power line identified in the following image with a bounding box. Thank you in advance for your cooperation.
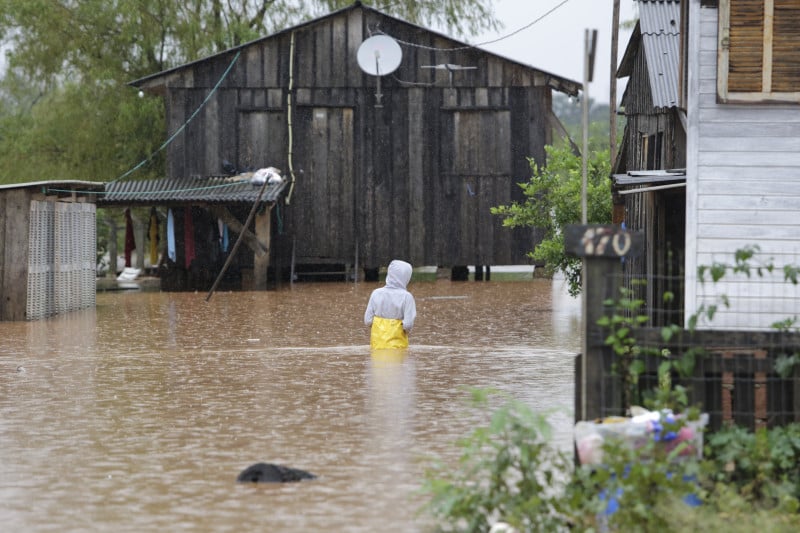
[108,50,242,184]
[474,0,572,48]
[376,0,573,52]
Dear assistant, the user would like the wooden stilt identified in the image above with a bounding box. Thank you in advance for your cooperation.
[290,236,296,287]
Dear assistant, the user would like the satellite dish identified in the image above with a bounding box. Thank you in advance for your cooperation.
[357,35,402,76]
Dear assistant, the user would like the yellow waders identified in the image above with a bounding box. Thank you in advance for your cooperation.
[370,316,408,349]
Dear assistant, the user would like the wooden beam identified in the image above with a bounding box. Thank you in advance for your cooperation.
[610,0,620,165]
[207,205,267,257]
[253,207,272,290]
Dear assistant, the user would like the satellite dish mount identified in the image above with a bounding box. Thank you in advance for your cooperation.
[420,63,478,88]
[357,35,402,108]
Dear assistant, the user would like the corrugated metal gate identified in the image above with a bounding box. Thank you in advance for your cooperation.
[27,200,96,320]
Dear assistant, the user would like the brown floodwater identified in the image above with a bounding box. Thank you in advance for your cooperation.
[0,276,580,532]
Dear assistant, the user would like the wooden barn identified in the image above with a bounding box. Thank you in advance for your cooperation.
[613,0,686,326]
[0,181,102,321]
[115,0,580,287]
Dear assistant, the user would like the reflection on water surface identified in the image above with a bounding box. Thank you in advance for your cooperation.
[0,278,579,532]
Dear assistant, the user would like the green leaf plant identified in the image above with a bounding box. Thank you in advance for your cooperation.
[419,388,576,532]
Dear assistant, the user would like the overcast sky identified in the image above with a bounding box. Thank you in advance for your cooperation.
[469,0,639,104]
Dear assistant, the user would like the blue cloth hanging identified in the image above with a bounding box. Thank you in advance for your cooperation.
[218,219,229,253]
[167,208,176,262]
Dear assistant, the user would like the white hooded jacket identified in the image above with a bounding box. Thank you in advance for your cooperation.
[364,260,416,332]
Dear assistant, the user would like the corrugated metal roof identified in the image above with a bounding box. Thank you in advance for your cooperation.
[639,0,681,108]
[0,180,104,192]
[99,174,286,206]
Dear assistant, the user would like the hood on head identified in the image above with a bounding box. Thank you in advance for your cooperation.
[385,260,412,289]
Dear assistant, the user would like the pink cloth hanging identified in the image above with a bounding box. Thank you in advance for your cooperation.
[184,207,196,269]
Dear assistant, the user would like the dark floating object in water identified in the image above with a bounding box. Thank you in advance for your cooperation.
[236,463,316,483]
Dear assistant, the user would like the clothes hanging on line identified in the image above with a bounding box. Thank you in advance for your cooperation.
[124,208,136,268]
[167,208,176,262]
[184,207,196,269]
[218,219,229,253]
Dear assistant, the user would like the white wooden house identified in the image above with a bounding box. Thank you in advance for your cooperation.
[685,0,800,330]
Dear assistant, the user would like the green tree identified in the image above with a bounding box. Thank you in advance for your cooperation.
[491,144,612,296]
[0,0,499,184]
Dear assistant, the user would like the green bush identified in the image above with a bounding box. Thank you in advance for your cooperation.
[420,390,800,532]
[703,424,800,512]
[419,389,575,532]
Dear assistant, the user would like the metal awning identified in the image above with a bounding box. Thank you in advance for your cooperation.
[98,174,286,206]
[614,169,686,186]
[613,169,686,195]
[0,180,105,192]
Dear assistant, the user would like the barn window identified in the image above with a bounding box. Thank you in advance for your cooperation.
[717,0,800,103]
[451,111,511,176]
[647,133,663,170]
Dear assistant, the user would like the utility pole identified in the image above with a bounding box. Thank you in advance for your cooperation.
[610,0,620,166]
[581,29,597,226]
[581,28,598,422]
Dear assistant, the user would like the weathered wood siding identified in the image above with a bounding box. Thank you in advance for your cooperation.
[0,189,31,321]
[148,6,568,268]
[617,29,687,326]
[620,39,686,171]
[685,3,800,329]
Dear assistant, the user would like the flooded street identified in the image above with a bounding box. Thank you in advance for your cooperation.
[0,277,580,532]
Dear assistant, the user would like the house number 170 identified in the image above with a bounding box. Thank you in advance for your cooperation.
[564,224,642,258]
[580,227,631,256]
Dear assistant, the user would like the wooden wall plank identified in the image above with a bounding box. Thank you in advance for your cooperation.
[407,88,426,263]
[218,89,239,174]
[323,108,339,252]
[264,39,280,87]
[246,46,262,87]
[331,15,347,88]
[315,21,332,87]
[347,9,363,87]
[422,89,441,265]
[167,90,186,179]
[185,89,205,177]
[390,91,410,258]
[1,191,31,320]
[295,31,315,88]
[341,108,355,250]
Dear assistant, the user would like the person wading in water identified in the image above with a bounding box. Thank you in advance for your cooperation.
[364,260,416,349]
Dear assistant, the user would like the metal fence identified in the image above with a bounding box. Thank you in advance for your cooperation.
[27,200,96,320]
[593,271,800,431]
[596,329,800,431]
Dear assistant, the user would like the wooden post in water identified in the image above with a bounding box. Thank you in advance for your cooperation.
[253,207,272,290]
[566,224,643,422]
